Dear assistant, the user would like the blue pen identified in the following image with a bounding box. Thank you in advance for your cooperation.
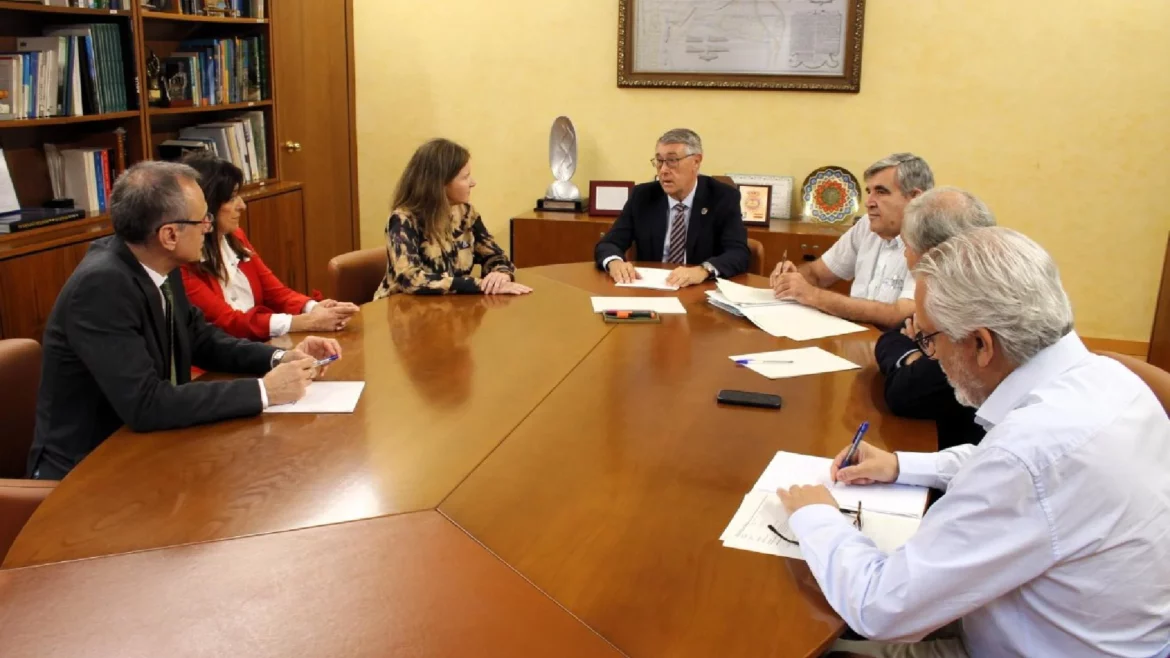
[734,358,794,366]
[838,421,870,471]
[313,354,339,368]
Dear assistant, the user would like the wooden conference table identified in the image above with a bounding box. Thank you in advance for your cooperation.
[2,263,935,658]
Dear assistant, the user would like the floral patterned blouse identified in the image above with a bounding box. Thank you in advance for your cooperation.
[374,203,515,298]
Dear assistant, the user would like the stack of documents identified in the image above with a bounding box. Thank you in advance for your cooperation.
[615,267,679,291]
[720,451,927,561]
[706,279,866,341]
[730,347,861,380]
[590,297,687,314]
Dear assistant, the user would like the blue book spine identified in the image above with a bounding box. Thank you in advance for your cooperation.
[93,151,107,212]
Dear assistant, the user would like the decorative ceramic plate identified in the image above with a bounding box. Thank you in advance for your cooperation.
[800,166,861,224]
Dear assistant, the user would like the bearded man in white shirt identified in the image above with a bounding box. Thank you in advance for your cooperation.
[779,227,1170,658]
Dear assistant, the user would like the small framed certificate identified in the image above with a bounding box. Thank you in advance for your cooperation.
[727,174,794,219]
[589,180,635,217]
[737,184,772,226]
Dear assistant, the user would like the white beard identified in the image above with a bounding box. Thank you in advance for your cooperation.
[940,354,987,409]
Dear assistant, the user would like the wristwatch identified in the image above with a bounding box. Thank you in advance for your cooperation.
[270,349,286,369]
[702,262,718,280]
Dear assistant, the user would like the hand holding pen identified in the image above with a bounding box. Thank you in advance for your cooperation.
[829,424,901,486]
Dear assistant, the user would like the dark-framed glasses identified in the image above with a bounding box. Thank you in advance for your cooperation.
[768,502,862,546]
[158,212,214,233]
[913,330,943,359]
[649,154,697,170]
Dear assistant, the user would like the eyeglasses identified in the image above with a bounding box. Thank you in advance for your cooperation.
[768,502,862,546]
[913,330,943,359]
[649,154,697,170]
[158,212,213,234]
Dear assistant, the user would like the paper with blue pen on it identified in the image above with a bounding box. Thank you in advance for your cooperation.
[265,381,366,414]
[730,347,860,380]
[720,451,927,560]
[590,297,686,314]
[615,267,679,291]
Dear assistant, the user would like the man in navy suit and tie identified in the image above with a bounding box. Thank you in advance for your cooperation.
[594,128,749,287]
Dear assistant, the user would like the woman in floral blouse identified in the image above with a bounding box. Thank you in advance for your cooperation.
[374,138,532,298]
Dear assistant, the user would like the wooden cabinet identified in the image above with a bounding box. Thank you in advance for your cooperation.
[510,210,852,295]
[272,0,359,294]
[0,241,94,341]
[239,183,308,295]
[1149,233,1170,369]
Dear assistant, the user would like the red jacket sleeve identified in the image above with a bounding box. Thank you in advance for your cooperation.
[235,230,311,314]
[180,263,274,342]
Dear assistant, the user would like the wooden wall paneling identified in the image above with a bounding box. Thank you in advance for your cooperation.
[242,188,307,293]
[272,0,357,294]
[0,241,93,340]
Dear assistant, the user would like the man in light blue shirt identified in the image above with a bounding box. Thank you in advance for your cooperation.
[779,227,1170,657]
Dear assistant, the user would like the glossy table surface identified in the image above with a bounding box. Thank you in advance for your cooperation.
[4,263,935,658]
[0,511,623,658]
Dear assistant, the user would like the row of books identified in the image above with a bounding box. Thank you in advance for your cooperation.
[22,1,130,8]
[159,111,270,184]
[165,36,268,108]
[43,144,116,215]
[164,1,266,19]
[0,26,129,120]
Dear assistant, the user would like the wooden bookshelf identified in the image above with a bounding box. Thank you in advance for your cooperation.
[0,0,297,341]
[147,99,272,116]
[142,11,268,25]
[0,1,131,16]
[0,111,141,130]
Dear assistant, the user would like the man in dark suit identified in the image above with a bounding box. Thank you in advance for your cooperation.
[29,161,341,480]
[594,128,749,286]
[875,186,996,450]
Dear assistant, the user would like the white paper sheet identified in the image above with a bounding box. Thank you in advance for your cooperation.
[751,451,927,518]
[720,490,922,560]
[741,303,866,341]
[714,278,789,307]
[590,297,687,314]
[264,381,366,414]
[0,149,20,215]
[729,347,860,380]
[615,267,679,291]
[594,185,631,212]
[706,291,745,317]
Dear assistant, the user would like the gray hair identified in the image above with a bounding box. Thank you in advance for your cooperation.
[864,152,934,195]
[902,186,996,253]
[111,161,200,244]
[914,227,1073,366]
[657,128,703,155]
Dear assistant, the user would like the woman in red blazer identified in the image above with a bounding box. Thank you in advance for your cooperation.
[180,153,359,341]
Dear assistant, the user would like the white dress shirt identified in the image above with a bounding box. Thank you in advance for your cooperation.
[789,332,1170,657]
[820,217,914,303]
[218,236,315,337]
[140,261,269,408]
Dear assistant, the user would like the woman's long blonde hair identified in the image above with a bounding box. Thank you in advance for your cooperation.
[391,138,470,248]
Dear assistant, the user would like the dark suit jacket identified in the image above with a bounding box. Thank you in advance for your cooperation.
[594,175,750,277]
[29,236,279,479]
[875,329,986,451]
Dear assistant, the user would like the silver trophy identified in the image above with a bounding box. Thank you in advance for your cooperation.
[537,116,586,212]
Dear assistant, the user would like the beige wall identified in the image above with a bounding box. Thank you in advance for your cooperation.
[354,0,1170,342]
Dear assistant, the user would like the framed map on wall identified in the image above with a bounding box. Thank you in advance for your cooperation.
[617,0,866,92]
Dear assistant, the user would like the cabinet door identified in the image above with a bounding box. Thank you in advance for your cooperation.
[1148,234,1170,369]
[243,190,308,294]
[272,0,358,294]
[0,241,94,340]
[510,218,613,268]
